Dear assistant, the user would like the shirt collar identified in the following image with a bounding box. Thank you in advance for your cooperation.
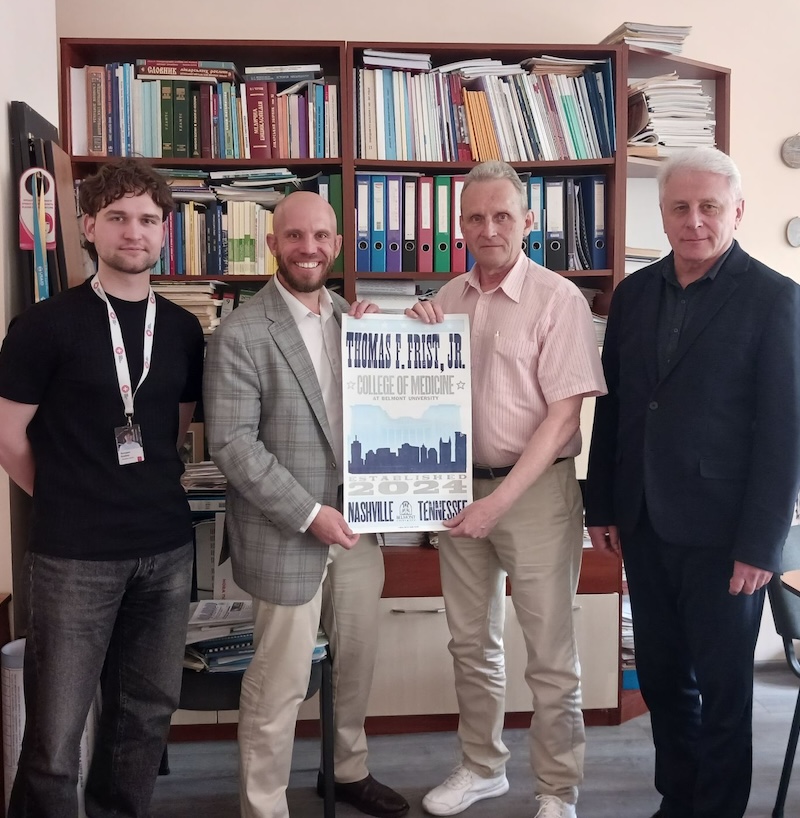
[274,275,334,325]
[463,251,528,302]
[662,241,735,287]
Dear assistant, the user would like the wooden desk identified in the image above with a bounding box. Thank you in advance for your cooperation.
[781,569,800,597]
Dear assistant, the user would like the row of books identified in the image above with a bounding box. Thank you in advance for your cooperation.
[353,56,615,163]
[154,200,276,280]
[354,171,608,274]
[145,172,343,279]
[69,62,340,160]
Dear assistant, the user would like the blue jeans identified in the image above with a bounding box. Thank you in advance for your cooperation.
[8,543,193,818]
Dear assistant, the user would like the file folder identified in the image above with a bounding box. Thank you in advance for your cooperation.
[527,176,545,266]
[433,175,451,273]
[417,176,434,274]
[451,175,466,274]
[386,175,403,273]
[580,175,607,269]
[370,175,387,272]
[355,173,371,272]
[544,177,566,271]
[402,178,417,272]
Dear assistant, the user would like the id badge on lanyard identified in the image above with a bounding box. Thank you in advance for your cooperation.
[91,274,156,465]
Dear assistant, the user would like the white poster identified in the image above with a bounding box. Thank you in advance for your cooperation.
[342,313,472,532]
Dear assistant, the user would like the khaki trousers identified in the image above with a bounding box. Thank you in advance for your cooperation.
[437,459,585,804]
[238,534,384,818]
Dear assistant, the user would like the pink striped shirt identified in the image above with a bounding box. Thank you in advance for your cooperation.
[436,253,607,465]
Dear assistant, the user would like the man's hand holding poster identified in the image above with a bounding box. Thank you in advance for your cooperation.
[342,313,472,532]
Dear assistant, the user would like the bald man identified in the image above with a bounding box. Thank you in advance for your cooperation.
[204,192,408,818]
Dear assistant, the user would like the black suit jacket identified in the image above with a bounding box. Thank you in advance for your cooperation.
[585,241,800,572]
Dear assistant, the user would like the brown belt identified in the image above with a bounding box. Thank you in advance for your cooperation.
[472,457,567,480]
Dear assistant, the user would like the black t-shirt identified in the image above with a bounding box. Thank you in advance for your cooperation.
[0,279,205,560]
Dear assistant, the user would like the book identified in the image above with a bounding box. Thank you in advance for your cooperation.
[172,80,190,158]
[85,66,106,156]
[135,65,234,82]
[160,79,174,158]
[244,63,321,74]
[244,71,318,83]
[136,58,236,70]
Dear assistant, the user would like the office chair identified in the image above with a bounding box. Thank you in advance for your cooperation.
[767,525,800,818]
[160,514,335,816]
[161,645,335,817]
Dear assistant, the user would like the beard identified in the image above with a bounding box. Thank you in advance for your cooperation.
[99,249,160,276]
[275,256,333,294]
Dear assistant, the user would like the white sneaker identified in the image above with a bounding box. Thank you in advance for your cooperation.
[422,765,509,816]
[534,794,577,818]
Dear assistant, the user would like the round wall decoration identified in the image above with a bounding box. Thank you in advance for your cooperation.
[781,135,800,168]
[787,217,800,247]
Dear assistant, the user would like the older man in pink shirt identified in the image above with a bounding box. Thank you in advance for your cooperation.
[407,161,606,818]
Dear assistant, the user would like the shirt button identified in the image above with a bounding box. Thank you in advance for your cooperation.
[649,401,659,410]
[331,462,337,469]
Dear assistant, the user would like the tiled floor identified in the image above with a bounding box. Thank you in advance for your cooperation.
[151,664,800,817]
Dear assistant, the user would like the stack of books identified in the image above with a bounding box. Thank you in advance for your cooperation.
[627,73,715,158]
[363,49,431,72]
[601,22,692,55]
[184,599,254,673]
[182,460,227,493]
[152,281,224,335]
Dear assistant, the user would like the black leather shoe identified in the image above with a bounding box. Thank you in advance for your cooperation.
[316,772,410,818]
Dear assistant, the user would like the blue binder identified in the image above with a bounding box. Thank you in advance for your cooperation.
[385,175,403,273]
[370,174,387,272]
[580,175,607,269]
[527,176,545,265]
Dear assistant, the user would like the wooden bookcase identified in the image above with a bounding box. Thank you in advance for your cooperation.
[58,38,730,304]
[58,37,730,733]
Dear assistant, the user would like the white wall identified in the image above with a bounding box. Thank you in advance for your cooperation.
[0,0,58,603]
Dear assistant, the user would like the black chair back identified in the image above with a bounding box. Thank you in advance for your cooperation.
[768,525,800,652]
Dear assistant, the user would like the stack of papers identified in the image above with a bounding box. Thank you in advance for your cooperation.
[355,279,419,314]
[621,594,635,668]
[627,73,716,158]
[184,599,255,673]
[601,22,692,55]
[592,313,608,347]
[363,49,432,72]
[377,531,429,547]
[625,246,662,276]
[182,461,227,492]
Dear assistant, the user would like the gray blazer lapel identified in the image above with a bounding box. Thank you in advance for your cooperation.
[259,282,337,455]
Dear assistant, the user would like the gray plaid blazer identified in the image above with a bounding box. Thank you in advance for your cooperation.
[203,279,346,605]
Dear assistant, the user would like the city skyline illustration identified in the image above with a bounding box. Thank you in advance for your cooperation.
[347,404,469,474]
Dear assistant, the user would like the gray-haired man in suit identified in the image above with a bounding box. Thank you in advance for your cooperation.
[204,191,409,818]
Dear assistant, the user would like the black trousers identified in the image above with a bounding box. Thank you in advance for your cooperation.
[622,511,765,818]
